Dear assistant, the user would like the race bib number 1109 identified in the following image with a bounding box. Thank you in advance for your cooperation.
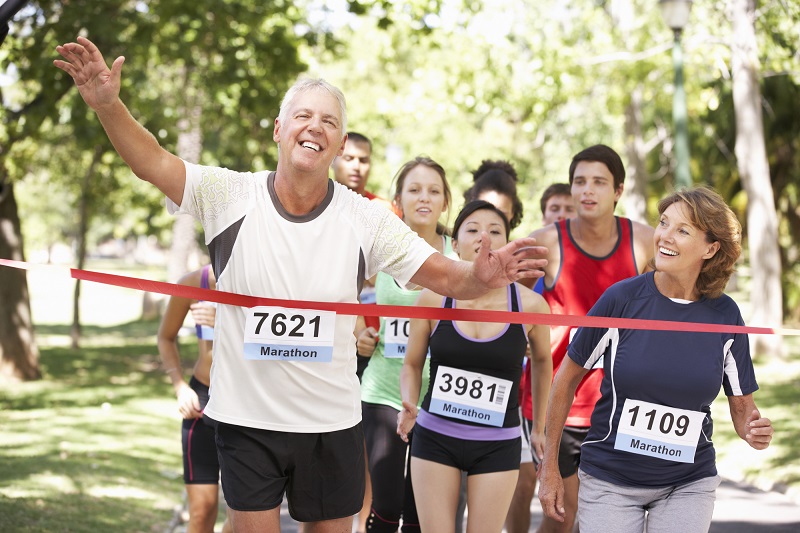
[243,306,336,363]
[614,398,706,464]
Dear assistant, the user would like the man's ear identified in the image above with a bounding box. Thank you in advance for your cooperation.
[614,182,624,203]
[337,133,348,156]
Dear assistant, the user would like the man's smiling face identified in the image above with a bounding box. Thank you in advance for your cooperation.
[274,88,346,175]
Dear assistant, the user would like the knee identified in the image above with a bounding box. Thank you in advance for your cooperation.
[187,492,219,526]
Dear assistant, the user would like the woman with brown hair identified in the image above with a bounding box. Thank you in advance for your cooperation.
[538,187,775,533]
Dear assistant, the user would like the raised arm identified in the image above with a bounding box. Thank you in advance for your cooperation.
[408,233,547,300]
[54,36,186,204]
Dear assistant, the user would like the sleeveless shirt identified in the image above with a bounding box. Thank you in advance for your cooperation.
[521,217,639,426]
[422,284,528,429]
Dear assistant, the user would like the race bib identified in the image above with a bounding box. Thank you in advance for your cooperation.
[196,324,214,341]
[614,398,706,464]
[195,301,216,340]
[242,306,336,363]
[359,286,377,305]
[383,317,410,358]
[429,366,512,427]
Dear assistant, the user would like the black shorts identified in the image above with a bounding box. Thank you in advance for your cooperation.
[558,426,589,478]
[215,421,366,522]
[182,376,219,484]
[410,424,520,476]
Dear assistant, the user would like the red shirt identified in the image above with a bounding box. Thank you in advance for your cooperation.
[521,217,639,426]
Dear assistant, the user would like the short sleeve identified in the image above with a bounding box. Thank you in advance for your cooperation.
[721,310,758,397]
[364,204,436,286]
[166,161,254,244]
[568,285,622,369]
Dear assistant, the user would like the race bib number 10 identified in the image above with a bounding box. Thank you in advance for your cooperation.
[243,306,336,363]
[383,317,409,358]
[429,366,512,427]
[614,398,706,464]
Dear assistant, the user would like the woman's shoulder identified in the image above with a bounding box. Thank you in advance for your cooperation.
[702,291,744,320]
[415,288,445,307]
[515,282,550,313]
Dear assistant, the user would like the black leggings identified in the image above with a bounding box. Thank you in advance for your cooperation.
[362,402,420,532]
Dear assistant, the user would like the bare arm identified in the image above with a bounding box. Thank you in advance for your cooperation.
[632,220,656,273]
[408,233,547,300]
[522,289,552,461]
[54,36,185,204]
[518,225,560,290]
[728,394,774,450]
[538,357,589,522]
[156,270,203,419]
[397,291,438,442]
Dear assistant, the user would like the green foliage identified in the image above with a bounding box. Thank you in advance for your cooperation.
[316,0,676,233]
[4,0,325,258]
[3,0,799,320]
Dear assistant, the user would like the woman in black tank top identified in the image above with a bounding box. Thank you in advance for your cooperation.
[398,201,552,533]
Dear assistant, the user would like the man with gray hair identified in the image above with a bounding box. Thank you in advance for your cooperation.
[55,36,548,532]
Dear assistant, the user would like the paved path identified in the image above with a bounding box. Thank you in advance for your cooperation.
[175,476,800,532]
[355,479,800,532]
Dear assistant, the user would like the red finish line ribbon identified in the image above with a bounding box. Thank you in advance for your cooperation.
[2,258,794,336]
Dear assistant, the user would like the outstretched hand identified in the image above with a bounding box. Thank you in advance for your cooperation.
[54,36,124,111]
[473,233,548,289]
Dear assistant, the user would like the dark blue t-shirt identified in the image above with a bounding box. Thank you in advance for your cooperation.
[569,272,758,488]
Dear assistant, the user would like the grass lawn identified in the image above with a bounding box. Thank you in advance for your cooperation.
[712,343,800,500]
[1,263,193,532]
[1,260,799,532]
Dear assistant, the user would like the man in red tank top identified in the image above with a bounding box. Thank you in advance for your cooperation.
[524,145,654,533]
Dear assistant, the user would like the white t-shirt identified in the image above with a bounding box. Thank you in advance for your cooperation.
[168,162,436,432]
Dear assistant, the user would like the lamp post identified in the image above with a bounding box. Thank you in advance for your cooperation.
[659,0,693,189]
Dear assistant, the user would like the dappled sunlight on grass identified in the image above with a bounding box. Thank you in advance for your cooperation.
[0,320,191,531]
[713,341,800,496]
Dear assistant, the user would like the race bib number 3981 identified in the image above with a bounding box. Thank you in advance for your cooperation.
[429,366,512,427]
[243,306,336,363]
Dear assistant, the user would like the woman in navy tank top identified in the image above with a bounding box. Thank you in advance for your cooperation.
[398,200,552,533]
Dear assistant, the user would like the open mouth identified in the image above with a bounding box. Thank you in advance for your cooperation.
[659,246,678,256]
[301,141,321,152]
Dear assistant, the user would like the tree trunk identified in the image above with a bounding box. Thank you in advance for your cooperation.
[71,146,103,349]
[623,85,649,224]
[166,92,203,284]
[0,180,40,381]
[731,0,784,356]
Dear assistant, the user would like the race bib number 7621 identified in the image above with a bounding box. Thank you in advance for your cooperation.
[243,306,336,362]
